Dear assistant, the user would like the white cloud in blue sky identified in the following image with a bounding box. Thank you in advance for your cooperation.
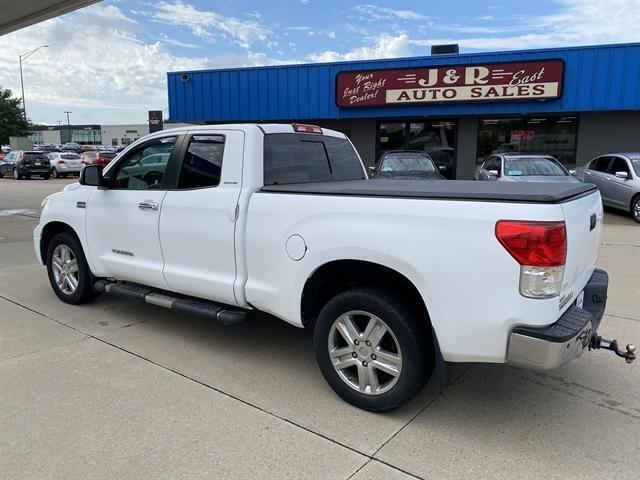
[0,0,638,124]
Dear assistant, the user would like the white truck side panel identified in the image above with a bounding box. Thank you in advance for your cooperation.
[245,192,571,363]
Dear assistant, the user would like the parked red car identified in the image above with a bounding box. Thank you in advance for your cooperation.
[80,151,116,167]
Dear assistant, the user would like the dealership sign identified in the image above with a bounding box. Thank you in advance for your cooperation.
[336,60,564,107]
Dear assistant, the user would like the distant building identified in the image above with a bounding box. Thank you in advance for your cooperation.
[30,123,193,146]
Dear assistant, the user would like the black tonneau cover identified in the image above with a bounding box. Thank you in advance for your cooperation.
[260,179,597,204]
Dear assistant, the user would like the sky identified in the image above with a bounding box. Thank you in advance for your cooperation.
[0,0,638,125]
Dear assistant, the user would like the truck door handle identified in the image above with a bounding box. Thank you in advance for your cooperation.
[138,201,159,210]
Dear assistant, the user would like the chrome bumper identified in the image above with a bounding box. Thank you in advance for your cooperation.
[507,269,608,370]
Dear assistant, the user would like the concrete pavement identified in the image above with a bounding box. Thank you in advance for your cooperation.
[1,177,638,479]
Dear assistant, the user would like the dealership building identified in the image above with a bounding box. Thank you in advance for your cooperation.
[167,42,639,179]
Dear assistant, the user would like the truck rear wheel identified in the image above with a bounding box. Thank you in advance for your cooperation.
[46,232,99,304]
[313,287,433,412]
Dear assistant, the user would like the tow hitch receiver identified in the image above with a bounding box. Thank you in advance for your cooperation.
[590,335,636,364]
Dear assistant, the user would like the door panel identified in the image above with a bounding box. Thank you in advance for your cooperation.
[85,135,178,288]
[86,189,169,287]
[605,157,634,209]
[585,156,611,204]
[159,130,244,306]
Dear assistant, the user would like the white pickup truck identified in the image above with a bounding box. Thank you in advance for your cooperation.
[35,124,635,412]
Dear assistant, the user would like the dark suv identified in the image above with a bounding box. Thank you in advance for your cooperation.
[0,150,51,179]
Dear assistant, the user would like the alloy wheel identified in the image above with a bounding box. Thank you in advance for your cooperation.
[51,244,80,295]
[328,310,402,395]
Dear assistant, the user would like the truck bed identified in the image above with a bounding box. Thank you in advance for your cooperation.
[261,179,597,204]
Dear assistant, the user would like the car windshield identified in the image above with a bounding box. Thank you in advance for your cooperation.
[61,154,80,160]
[504,157,567,176]
[630,158,640,176]
[380,153,436,174]
[100,153,116,159]
[84,152,99,159]
[23,153,44,160]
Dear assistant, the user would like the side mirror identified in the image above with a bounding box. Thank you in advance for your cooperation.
[615,171,629,179]
[80,164,104,187]
[438,165,447,171]
[488,169,499,176]
[368,166,375,173]
[569,169,576,176]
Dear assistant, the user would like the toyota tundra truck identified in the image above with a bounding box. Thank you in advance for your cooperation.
[34,124,635,412]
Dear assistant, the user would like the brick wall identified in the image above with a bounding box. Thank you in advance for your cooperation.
[455,117,479,180]
[576,112,640,166]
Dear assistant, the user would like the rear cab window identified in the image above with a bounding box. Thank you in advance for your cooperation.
[264,133,365,186]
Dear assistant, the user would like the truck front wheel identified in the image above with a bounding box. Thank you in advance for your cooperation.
[313,287,433,412]
[46,232,99,304]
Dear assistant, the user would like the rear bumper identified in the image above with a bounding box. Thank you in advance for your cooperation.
[18,165,50,175]
[507,269,608,370]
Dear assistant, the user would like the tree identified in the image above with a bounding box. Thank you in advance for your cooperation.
[0,87,29,144]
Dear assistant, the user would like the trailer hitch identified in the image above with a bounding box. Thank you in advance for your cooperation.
[589,335,636,364]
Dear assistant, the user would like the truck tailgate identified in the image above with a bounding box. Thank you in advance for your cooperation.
[560,189,603,311]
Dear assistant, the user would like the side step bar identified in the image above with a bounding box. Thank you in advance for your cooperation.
[94,280,249,326]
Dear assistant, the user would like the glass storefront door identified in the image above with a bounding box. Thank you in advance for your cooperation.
[377,120,457,178]
[477,116,578,167]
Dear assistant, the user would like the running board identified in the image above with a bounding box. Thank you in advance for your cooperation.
[94,280,249,326]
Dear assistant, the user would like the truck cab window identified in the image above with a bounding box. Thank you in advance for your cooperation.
[178,135,225,189]
[112,137,176,189]
[264,133,364,185]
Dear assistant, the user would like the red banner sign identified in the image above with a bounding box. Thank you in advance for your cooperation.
[336,60,564,107]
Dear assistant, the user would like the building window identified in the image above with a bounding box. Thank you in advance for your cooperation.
[112,138,118,146]
[122,138,132,145]
[377,120,457,178]
[477,116,578,166]
[30,131,44,144]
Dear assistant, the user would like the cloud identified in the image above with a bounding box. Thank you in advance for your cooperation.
[354,4,431,21]
[410,0,640,51]
[0,4,293,124]
[151,1,271,49]
[308,33,411,62]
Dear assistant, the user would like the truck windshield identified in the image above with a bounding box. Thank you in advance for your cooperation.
[264,133,365,185]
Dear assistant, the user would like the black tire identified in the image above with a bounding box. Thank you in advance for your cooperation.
[314,287,433,412]
[51,168,58,178]
[42,173,50,180]
[45,231,100,304]
[13,168,21,180]
[632,196,640,224]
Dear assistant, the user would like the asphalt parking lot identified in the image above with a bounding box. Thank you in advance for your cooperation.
[1,177,638,480]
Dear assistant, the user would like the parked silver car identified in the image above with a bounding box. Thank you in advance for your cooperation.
[475,153,580,183]
[575,153,640,223]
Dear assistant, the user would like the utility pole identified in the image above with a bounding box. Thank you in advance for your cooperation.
[18,45,49,124]
[64,111,72,144]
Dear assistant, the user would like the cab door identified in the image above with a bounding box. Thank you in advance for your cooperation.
[583,156,611,203]
[85,135,180,288]
[604,156,634,209]
[159,130,244,306]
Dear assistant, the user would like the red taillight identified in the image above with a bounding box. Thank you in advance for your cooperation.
[495,220,567,267]
[292,123,322,134]
[58,159,66,164]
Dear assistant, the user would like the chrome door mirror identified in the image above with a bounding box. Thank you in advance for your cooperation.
[488,169,499,176]
[615,171,629,179]
[569,169,576,176]
[438,165,447,171]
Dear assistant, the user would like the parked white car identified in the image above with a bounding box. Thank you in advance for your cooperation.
[475,153,580,183]
[48,152,83,178]
[34,124,635,411]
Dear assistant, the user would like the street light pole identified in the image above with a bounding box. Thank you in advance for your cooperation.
[18,45,49,124]
[64,111,72,144]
